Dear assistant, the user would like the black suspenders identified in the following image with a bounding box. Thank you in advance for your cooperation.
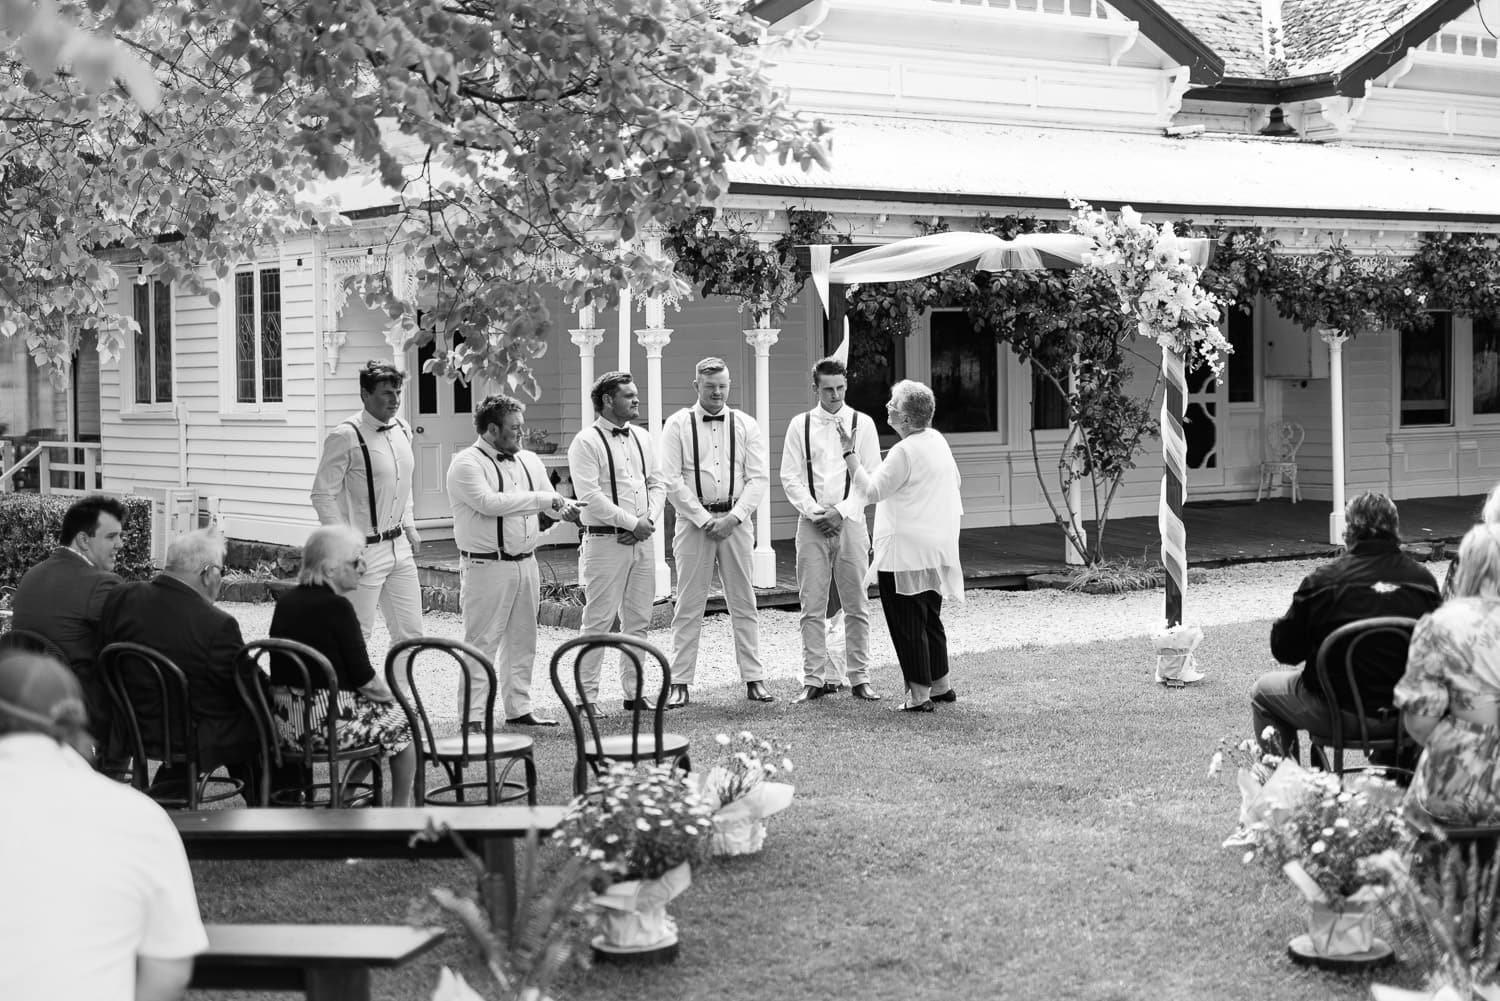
[594,426,646,508]
[344,418,409,539]
[805,410,858,504]
[479,446,535,557]
[689,410,735,504]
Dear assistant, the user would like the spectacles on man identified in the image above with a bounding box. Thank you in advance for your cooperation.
[200,564,223,576]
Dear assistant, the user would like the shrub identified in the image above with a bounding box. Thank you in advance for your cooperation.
[0,493,155,588]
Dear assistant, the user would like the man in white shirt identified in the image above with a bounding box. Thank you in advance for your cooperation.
[567,372,666,714]
[310,359,424,647]
[780,358,883,704]
[660,357,771,706]
[447,394,583,729]
[0,648,207,1001]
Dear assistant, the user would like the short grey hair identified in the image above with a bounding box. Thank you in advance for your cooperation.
[299,525,365,587]
[890,379,935,429]
[1343,491,1400,545]
[164,529,227,574]
[695,357,728,378]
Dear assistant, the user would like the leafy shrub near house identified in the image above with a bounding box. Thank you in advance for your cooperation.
[0,493,154,589]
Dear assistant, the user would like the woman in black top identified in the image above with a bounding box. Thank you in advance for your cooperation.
[269,525,415,806]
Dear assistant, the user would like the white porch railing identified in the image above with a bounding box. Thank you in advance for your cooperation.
[0,440,104,496]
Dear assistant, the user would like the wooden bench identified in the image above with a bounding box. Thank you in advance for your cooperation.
[191,923,445,1001]
[175,805,566,936]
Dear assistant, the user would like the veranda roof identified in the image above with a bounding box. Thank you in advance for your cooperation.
[727,114,1500,226]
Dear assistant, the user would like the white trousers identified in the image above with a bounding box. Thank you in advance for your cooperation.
[669,519,762,686]
[577,534,657,702]
[459,556,541,722]
[348,536,424,649]
[794,517,871,688]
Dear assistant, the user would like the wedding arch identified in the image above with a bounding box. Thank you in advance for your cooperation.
[805,204,1227,627]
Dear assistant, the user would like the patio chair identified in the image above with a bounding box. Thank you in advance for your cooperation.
[384,637,537,806]
[97,641,246,810]
[1256,421,1304,502]
[1308,616,1419,777]
[236,638,383,808]
[550,633,690,795]
[0,628,68,662]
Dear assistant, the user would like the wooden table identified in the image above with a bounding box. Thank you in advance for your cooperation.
[191,923,445,1000]
[175,805,566,936]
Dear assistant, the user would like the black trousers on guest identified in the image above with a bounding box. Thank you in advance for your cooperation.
[877,571,949,688]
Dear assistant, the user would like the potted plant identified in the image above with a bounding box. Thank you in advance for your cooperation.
[555,762,713,963]
[1232,757,1414,966]
[522,428,557,454]
[688,730,795,856]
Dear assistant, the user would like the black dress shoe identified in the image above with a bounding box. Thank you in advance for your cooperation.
[622,697,657,712]
[793,684,826,704]
[931,690,958,703]
[506,713,558,727]
[746,681,775,703]
[581,702,612,720]
[462,721,486,736]
[666,684,689,710]
[850,683,882,702]
[897,699,935,713]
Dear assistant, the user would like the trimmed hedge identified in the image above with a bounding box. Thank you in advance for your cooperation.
[0,493,155,589]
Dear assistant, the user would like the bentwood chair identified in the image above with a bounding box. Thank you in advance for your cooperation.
[97,641,245,810]
[385,637,537,806]
[550,633,690,795]
[0,628,68,662]
[1308,616,1420,777]
[237,639,382,808]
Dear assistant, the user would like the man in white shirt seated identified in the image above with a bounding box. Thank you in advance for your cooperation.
[0,648,208,1001]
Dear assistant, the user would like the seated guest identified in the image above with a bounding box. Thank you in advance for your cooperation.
[268,525,416,807]
[1252,491,1441,760]
[11,494,126,760]
[1397,524,1500,824]
[1442,480,1500,599]
[97,529,260,792]
[0,647,206,1001]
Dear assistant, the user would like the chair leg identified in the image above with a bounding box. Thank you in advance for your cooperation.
[1256,469,1265,502]
[1291,469,1300,503]
[525,755,538,806]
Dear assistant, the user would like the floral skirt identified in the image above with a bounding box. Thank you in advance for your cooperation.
[271,687,411,757]
[1411,715,1500,825]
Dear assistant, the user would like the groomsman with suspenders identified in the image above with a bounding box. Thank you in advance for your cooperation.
[311,360,424,650]
[567,372,666,715]
[447,394,584,730]
[780,357,883,703]
[659,357,772,707]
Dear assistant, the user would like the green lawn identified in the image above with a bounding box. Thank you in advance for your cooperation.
[193,618,1430,1000]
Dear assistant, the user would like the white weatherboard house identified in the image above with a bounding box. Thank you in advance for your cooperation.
[4,0,1500,570]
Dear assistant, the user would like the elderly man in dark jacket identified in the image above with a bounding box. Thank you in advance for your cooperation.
[97,529,260,789]
[1252,491,1441,760]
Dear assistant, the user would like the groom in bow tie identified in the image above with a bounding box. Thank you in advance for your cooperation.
[780,357,882,704]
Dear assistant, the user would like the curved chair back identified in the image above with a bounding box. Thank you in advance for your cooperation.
[239,638,379,808]
[1312,616,1419,775]
[386,637,535,805]
[0,628,68,663]
[1267,421,1305,462]
[550,633,678,794]
[97,641,242,809]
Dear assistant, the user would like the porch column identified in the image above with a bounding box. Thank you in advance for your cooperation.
[568,306,605,433]
[744,318,779,588]
[616,289,632,373]
[1322,328,1350,545]
[635,302,673,600]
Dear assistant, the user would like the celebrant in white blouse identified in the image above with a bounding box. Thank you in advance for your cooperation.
[837,379,964,713]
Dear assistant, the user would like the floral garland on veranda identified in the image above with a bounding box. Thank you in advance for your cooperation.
[1071,200,1228,665]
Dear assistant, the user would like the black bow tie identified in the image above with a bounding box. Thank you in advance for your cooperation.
[609,426,631,438]
[701,414,725,423]
[496,453,517,462]
[375,423,395,432]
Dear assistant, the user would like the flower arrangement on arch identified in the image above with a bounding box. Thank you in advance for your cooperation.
[688,730,796,856]
[555,761,714,884]
[1069,201,1229,373]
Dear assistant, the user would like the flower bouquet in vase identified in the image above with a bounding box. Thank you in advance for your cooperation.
[688,731,795,857]
[1153,622,1205,686]
[1236,761,1413,968]
[556,762,713,965]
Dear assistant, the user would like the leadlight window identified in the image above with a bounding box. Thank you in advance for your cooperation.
[131,280,172,404]
[1400,313,1452,427]
[234,268,282,404]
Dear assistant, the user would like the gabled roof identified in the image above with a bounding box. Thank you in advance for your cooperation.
[752,0,1481,102]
